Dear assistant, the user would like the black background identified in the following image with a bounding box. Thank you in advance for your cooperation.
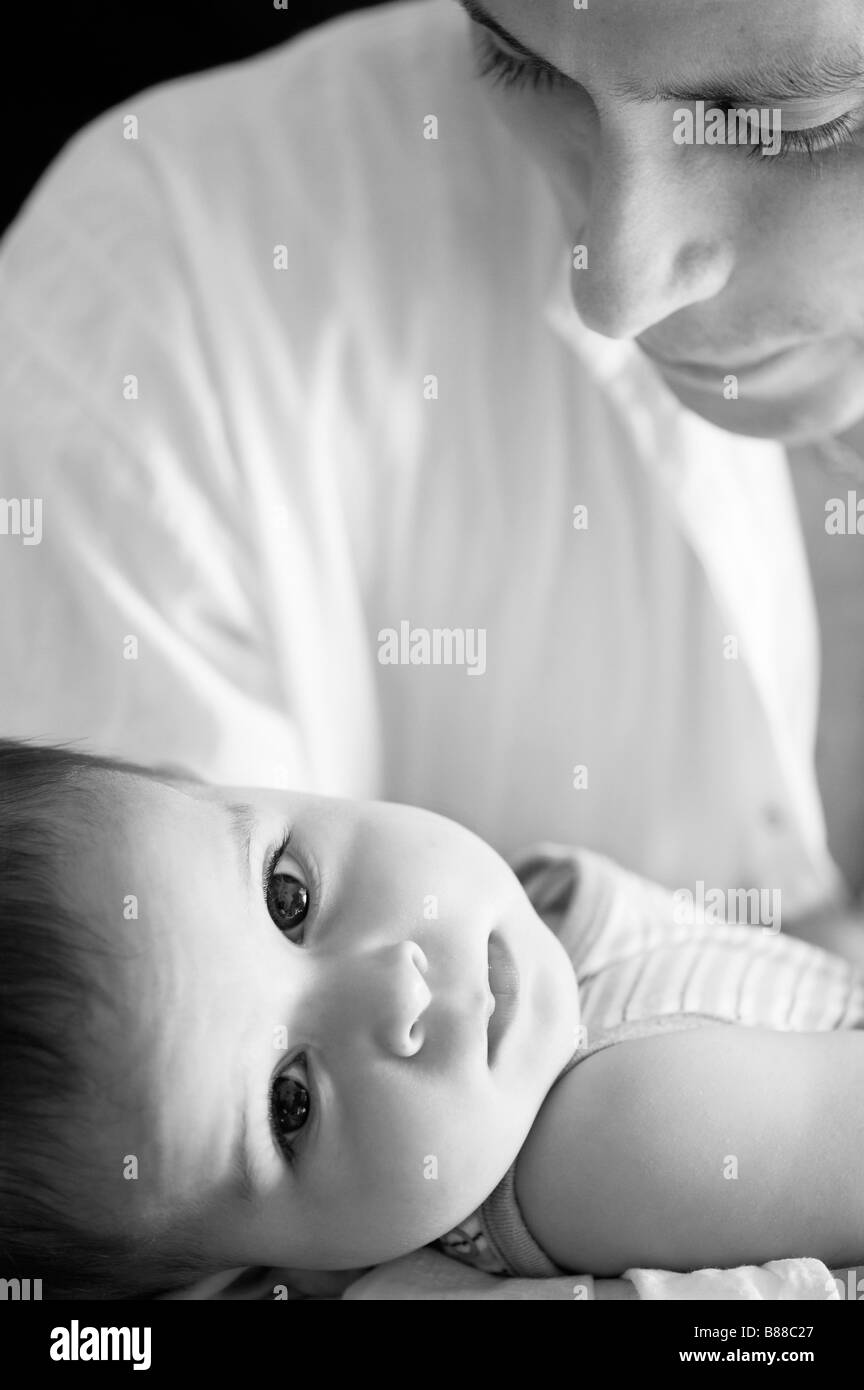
[3,1,397,234]
[6,1299,854,1372]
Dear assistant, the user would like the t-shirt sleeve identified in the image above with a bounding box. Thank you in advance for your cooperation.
[0,118,308,785]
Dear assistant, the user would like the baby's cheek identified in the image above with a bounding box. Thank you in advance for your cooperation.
[346,1119,503,1252]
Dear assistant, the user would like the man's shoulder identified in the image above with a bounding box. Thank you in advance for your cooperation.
[132,1,471,139]
[18,3,479,210]
[3,0,518,282]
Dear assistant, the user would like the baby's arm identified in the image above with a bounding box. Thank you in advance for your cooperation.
[515,1025,864,1277]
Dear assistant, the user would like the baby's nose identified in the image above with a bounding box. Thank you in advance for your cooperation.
[344,939,432,1059]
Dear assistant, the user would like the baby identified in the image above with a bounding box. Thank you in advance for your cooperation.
[2,736,864,1301]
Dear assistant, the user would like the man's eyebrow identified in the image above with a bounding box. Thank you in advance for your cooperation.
[455,0,864,106]
[226,800,258,895]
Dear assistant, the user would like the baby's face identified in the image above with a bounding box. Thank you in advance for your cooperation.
[74,772,580,1272]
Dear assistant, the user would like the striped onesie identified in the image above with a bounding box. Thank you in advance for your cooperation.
[436,844,864,1277]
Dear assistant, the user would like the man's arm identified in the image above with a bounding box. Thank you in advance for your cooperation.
[515,1025,864,1277]
[340,1249,637,1300]
[339,1251,846,1300]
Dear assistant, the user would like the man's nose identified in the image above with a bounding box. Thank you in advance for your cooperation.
[569,132,734,340]
[311,940,432,1059]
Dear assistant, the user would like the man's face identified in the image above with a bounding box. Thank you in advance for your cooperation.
[458,0,864,442]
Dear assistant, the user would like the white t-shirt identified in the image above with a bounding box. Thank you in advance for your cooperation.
[0,0,842,915]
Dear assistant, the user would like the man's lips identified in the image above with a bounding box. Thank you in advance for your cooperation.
[640,342,804,377]
[486,931,519,1066]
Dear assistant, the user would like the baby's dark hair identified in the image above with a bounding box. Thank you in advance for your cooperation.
[0,736,215,1299]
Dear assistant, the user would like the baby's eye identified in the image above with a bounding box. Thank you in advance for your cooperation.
[269,872,308,933]
[266,840,310,938]
[271,1061,311,1149]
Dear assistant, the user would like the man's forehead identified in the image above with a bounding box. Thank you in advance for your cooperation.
[457,0,864,102]
[460,0,857,40]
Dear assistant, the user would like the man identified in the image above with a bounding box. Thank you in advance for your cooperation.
[1,0,862,1297]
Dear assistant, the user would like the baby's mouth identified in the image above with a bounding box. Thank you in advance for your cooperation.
[486,931,520,1067]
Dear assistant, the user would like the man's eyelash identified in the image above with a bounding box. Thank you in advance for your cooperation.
[473,30,564,93]
[473,31,861,162]
[748,112,859,161]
